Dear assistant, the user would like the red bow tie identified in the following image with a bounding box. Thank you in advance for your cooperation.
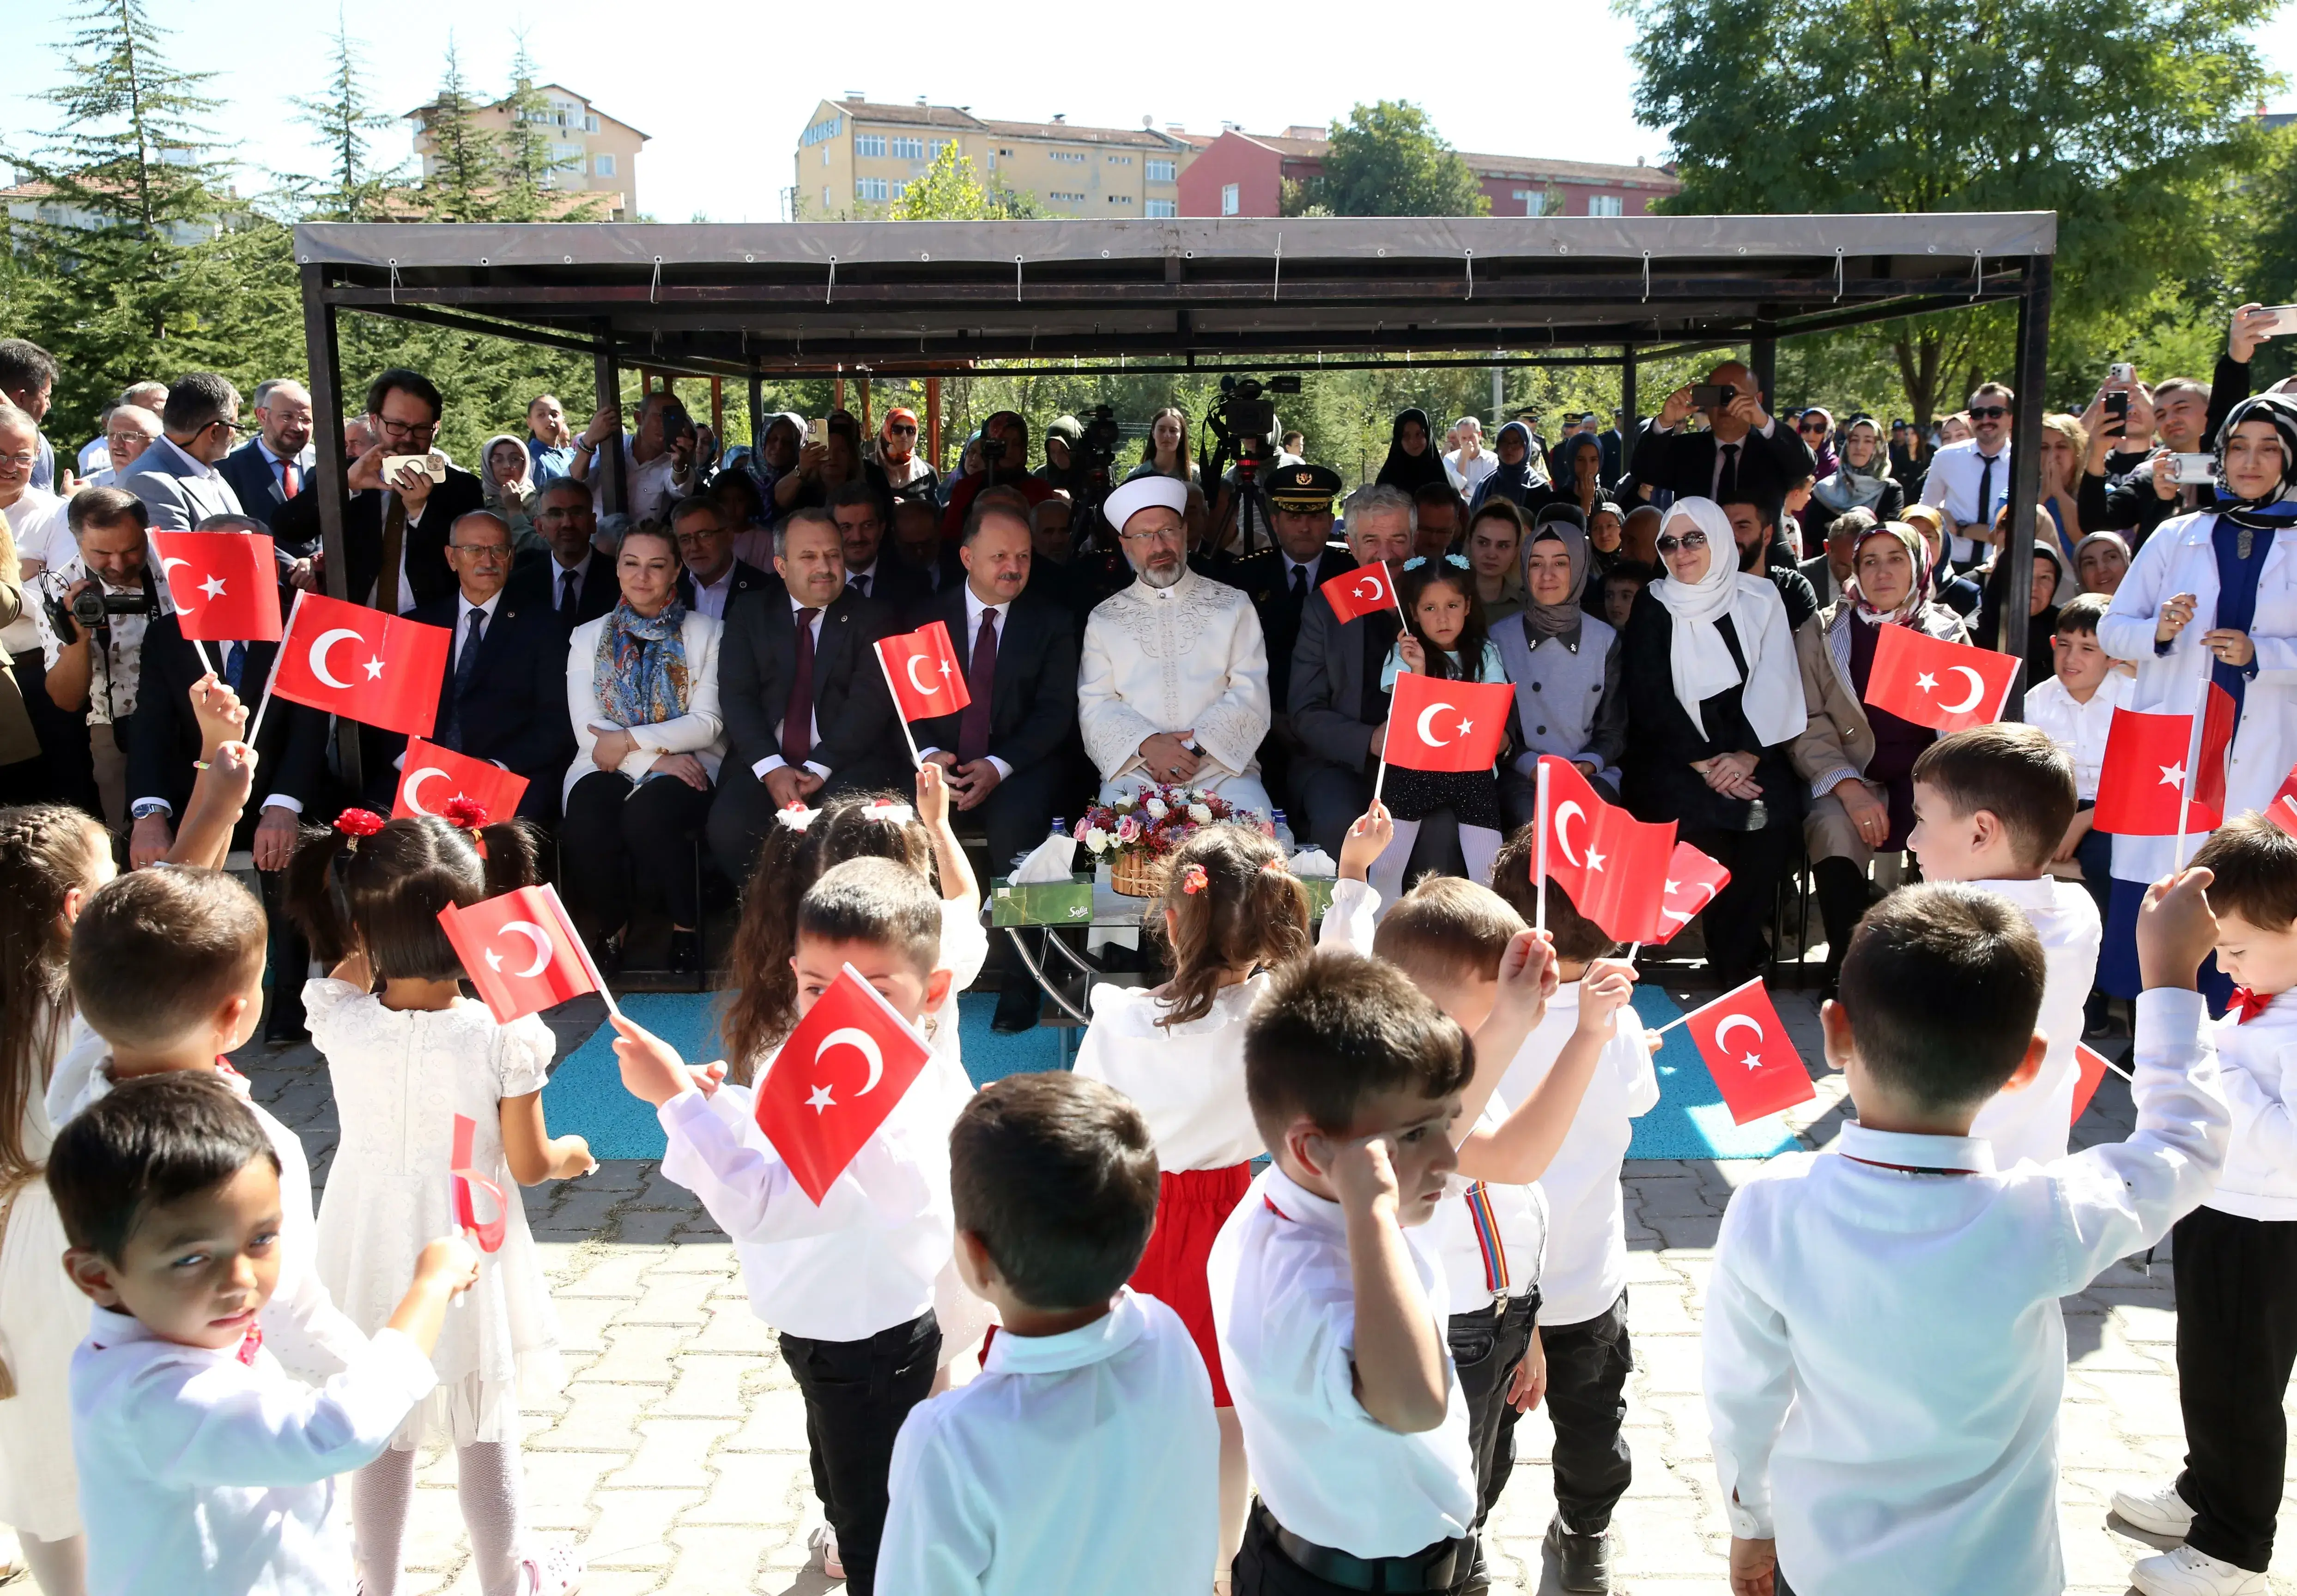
[2230,986,2273,1025]
[236,1323,263,1365]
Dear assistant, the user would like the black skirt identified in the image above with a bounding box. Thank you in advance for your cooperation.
[1383,766,1503,830]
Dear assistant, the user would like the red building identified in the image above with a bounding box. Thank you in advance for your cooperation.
[1175,127,1679,219]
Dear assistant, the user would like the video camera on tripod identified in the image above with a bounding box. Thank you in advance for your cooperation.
[1199,375,1301,556]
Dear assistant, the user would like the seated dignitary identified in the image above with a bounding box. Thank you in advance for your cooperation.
[508,476,619,632]
[1076,475,1273,812]
[1492,512,1629,828]
[830,479,929,611]
[1225,463,1353,813]
[1285,483,1417,854]
[669,496,771,620]
[705,506,908,882]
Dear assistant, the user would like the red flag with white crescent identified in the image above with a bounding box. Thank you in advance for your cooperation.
[1632,839,1733,946]
[150,531,284,642]
[449,1113,508,1253]
[393,738,530,822]
[875,621,972,721]
[2267,759,2297,843]
[1861,623,2022,733]
[1534,755,1676,943]
[1321,563,1401,625]
[268,591,450,736]
[753,965,934,1204]
[2068,1040,2116,1126]
[2092,687,2235,837]
[437,884,597,1024]
[1679,979,1813,1125]
[1383,671,1514,774]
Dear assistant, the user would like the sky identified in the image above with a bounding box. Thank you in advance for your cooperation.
[6,0,2297,226]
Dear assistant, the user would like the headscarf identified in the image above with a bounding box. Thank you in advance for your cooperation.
[1474,420,1547,506]
[1521,516,1591,640]
[1376,407,1452,494]
[1977,542,2064,682]
[1038,414,1085,493]
[2212,393,2297,538]
[594,597,692,729]
[1809,416,1896,517]
[1649,496,1806,745]
[2071,529,2131,593]
[1845,521,1930,627]
[1551,432,1605,496]
[479,432,534,515]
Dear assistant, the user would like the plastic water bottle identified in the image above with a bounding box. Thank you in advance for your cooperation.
[1271,809,1296,852]
[1050,817,1067,838]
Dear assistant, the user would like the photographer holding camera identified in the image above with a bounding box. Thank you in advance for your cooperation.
[1634,360,1814,534]
[939,411,1056,538]
[30,486,157,828]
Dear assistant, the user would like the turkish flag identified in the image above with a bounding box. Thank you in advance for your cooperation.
[1321,563,1401,625]
[1384,671,1513,774]
[753,965,933,1204]
[2092,686,2236,837]
[449,1113,508,1253]
[2264,759,2297,843]
[393,738,530,823]
[437,884,598,1024]
[1680,979,1814,1125]
[877,621,972,721]
[1536,756,1676,943]
[1861,623,2023,732]
[269,592,450,736]
[1633,839,1733,946]
[150,531,284,642]
[2068,1040,2117,1126]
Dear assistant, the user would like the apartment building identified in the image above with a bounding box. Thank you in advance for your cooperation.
[406,83,647,219]
[1175,126,1680,218]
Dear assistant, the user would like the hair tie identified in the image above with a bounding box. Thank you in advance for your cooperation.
[1260,857,1291,878]
[1444,553,1470,570]
[332,808,384,851]
[442,796,489,830]
[1402,555,1428,570]
[865,799,917,825]
[1180,863,1209,896]
[775,803,818,833]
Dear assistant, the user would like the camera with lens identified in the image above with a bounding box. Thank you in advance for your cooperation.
[1076,405,1122,470]
[46,583,149,646]
[1204,375,1301,466]
[979,435,1009,466]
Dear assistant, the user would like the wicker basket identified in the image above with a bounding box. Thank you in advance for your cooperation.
[1109,848,1165,897]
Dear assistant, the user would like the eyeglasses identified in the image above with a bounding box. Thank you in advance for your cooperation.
[1117,524,1185,545]
[205,418,257,436]
[1968,406,2009,420]
[1655,531,1709,554]
[376,417,438,441]
[449,542,512,561]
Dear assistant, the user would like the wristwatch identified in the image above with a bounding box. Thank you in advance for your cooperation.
[131,799,171,822]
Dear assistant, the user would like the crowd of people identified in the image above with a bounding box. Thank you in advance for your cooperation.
[0,298,2294,1596]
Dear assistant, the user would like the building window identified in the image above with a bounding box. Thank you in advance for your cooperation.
[822,186,830,208]
[857,178,890,201]
[1049,190,1086,203]
[822,146,830,167]
[1050,150,1086,164]
[929,139,952,158]
[583,114,599,133]
[1109,194,1133,205]
[1588,193,1624,217]
[892,181,908,200]
[1147,199,1177,217]
[1221,183,1240,216]
[594,153,615,177]
[1147,159,1176,182]
[1108,154,1131,165]
[891,136,925,160]
[801,115,843,147]
[856,133,886,157]
[1513,188,1548,217]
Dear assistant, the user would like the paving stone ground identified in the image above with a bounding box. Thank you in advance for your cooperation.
[12,980,2294,1595]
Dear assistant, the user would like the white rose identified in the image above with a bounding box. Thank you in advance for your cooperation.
[1144,798,1169,820]
[1085,827,1111,853]
[1188,803,1213,825]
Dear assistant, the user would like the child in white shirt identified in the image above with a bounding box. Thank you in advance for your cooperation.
[880,1072,1218,1596]
[1908,722,2103,1165]
[2114,817,2297,1596]
[49,1070,477,1596]
[1704,875,2228,1596]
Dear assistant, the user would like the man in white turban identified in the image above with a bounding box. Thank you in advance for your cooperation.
[1076,475,1274,811]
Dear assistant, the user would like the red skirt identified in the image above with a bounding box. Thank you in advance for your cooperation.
[1130,1162,1254,1407]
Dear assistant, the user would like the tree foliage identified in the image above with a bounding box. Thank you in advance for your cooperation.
[1304,102,1489,219]
[285,7,400,221]
[412,38,501,223]
[886,145,1042,221]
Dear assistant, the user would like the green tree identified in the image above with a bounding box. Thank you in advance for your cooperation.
[285,8,401,221]
[889,145,1043,220]
[495,36,603,222]
[1306,102,1489,218]
[413,39,500,222]
[1626,0,2277,422]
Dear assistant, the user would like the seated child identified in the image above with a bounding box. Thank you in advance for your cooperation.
[1908,722,2103,1166]
[1372,556,1510,903]
[2115,817,2297,1596]
[2021,592,2132,919]
[879,1072,1218,1596]
[49,1071,476,1596]
[611,856,964,1596]
[1704,876,2229,1596]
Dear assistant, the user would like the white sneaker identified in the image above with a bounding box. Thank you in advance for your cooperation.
[808,1523,845,1582]
[2113,1479,2198,1539]
[516,1539,584,1596]
[2131,1545,2268,1596]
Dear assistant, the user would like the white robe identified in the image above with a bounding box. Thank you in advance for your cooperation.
[1078,568,1273,811]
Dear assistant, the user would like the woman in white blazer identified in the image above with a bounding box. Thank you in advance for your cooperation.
[2096,393,2297,1004]
[561,522,726,975]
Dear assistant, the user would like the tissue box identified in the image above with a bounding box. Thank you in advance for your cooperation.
[1298,877,1334,920]
[990,874,1094,927]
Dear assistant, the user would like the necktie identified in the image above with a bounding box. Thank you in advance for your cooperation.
[279,458,299,500]
[782,608,819,767]
[378,493,406,614]
[442,607,484,746]
[1716,442,1741,503]
[1290,564,1308,603]
[849,573,870,599]
[223,641,246,692]
[2230,986,2271,1024]
[559,568,578,614]
[1976,453,1997,532]
[957,607,998,765]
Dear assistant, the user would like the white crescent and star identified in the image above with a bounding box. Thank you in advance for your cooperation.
[1353,574,1385,603]
[159,556,191,602]
[1936,665,1988,716]
[904,654,939,696]
[403,767,451,816]
[307,628,362,690]
[200,574,227,599]
[2159,762,2188,787]
[482,921,552,979]
[816,1027,885,1097]
[1415,701,1461,747]
[1554,802,1587,865]
[1714,1014,1766,1069]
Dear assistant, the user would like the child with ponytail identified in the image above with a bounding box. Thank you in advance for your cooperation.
[1378,554,1510,904]
[284,804,594,1596]
[1070,822,1314,1586]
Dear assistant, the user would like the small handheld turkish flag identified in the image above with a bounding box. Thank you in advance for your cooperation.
[1321,564,1401,625]
[450,1113,507,1253]
[1535,755,1676,943]
[753,965,934,1204]
[2068,1040,2117,1126]
[394,738,529,822]
[438,884,597,1024]
[1384,671,1514,774]
[1633,839,1733,946]
[1679,979,1814,1125]
[2262,759,2297,843]
[150,531,285,643]
[1861,624,2022,733]
[2092,686,2236,837]
[876,621,972,721]
[269,592,450,736]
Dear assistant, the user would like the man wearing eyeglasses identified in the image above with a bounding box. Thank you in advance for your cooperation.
[1635,360,1815,532]
[118,373,250,534]
[1926,381,2016,568]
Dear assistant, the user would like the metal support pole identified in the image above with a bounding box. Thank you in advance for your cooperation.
[298,265,362,791]
[926,377,942,474]
[859,375,872,438]
[748,370,764,456]
[593,323,627,519]
[709,376,723,444]
[1749,322,1778,413]
[1620,344,1638,437]
[2002,252,2054,720]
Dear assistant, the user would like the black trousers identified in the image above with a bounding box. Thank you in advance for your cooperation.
[1540,1289,1635,1535]
[967,756,1068,876]
[707,760,900,889]
[559,769,712,933]
[1232,1504,1474,1596]
[1812,855,1871,978]
[1681,825,1795,986]
[2173,1204,2297,1573]
[779,1309,940,1596]
[1292,758,1373,858]
[1448,1293,1540,1527]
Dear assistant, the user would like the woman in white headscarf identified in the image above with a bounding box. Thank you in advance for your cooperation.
[1620,496,1809,985]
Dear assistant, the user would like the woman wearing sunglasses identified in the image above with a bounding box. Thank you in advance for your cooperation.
[1619,496,1810,987]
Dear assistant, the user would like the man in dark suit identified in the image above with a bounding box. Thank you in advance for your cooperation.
[668,496,772,618]
[1226,463,1354,815]
[506,478,618,633]
[1800,505,1874,610]
[830,479,928,614]
[1631,360,1815,526]
[214,379,316,531]
[890,494,964,598]
[1288,485,1415,856]
[1599,409,1628,484]
[705,507,909,883]
[272,368,485,611]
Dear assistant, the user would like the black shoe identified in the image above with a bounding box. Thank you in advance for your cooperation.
[1460,1544,1491,1596]
[992,980,1041,1034]
[668,929,701,979]
[1545,1517,1612,1594]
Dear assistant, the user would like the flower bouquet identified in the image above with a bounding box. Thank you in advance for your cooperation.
[1073,784,1267,896]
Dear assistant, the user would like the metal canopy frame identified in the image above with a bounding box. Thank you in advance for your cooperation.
[292,212,2057,784]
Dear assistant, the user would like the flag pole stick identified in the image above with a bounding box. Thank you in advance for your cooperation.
[242,587,306,751]
[547,882,622,1020]
[1534,758,1550,935]
[2174,647,2212,870]
[1371,748,1389,807]
[1625,942,1641,966]
[190,638,217,678]
[871,643,924,770]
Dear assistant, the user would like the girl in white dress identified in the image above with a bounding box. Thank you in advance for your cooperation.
[0,804,113,1596]
[1071,822,1313,1584]
[284,810,595,1596]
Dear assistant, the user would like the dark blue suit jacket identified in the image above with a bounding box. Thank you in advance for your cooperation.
[373,590,575,821]
[215,441,312,531]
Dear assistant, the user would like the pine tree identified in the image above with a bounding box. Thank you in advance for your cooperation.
[497,38,603,223]
[286,7,401,221]
[414,39,501,223]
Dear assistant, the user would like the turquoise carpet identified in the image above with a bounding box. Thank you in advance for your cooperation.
[543,988,1804,1162]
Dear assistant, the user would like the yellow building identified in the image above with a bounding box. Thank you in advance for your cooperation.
[791,95,1198,219]
[406,84,647,219]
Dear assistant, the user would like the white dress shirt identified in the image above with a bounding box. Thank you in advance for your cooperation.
[1,486,74,653]
[1703,989,2226,1596]
[879,1289,1218,1596]
[916,586,1013,780]
[2020,669,2132,801]
[1924,438,2012,562]
[845,557,893,604]
[589,436,689,525]
[751,596,833,783]
[1209,1164,1477,1558]
[1073,978,1267,1170]
[1428,1098,1551,1314]
[1965,874,2104,1169]
[2203,989,2297,1222]
[686,561,737,621]
[72,1308,435,1596]
[547,550,594,616]
[450,589,503,673]
[1444,448,1497,494]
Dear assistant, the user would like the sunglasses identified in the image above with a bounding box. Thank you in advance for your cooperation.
[1798,421,1829,434]
[1968,406,2009,420]
[1655,531,1709,554]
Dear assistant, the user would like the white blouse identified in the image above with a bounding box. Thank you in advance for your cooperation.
[1072,977,1267,1171]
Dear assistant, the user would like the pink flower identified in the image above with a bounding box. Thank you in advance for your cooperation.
[1116,814,1142,844]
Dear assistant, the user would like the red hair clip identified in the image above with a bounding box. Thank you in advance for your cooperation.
[1260,858,1291,877]
[1181,863,1210,896]
[442,796,490,830]
[332,808,385,851]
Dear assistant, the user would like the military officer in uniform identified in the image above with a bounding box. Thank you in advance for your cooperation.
[1227,463,1354,816]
